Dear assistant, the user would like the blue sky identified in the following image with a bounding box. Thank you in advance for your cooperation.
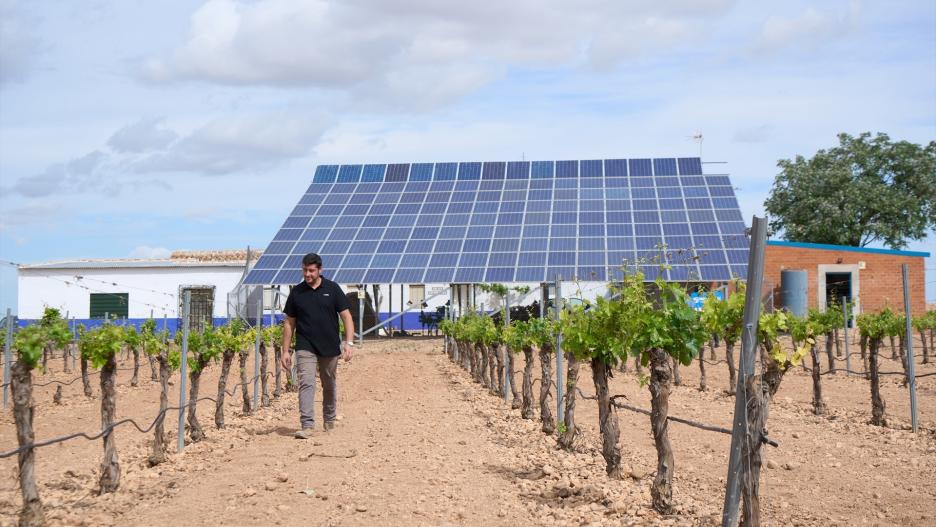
[1,0,934,312]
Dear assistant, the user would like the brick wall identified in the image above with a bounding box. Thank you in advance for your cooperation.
[764,244,927,316]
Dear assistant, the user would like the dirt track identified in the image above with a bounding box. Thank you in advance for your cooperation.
[1,335,934,526]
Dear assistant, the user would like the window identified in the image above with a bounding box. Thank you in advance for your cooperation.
[180,287,214,332]
[409,285,425,307]
[90,293,129,319]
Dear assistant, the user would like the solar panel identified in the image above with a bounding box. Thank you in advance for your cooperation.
[244,157,750,285]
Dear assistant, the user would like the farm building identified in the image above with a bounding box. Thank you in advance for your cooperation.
[763,240,929,316]
[16,250,260,329]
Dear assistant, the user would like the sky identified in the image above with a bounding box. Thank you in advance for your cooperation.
[1,0,934,313]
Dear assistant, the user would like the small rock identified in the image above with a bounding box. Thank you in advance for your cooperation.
[265,482,277,491]
[244,487,257,497]
[276,471,289,483]
[791,432,801,439]
[355,505,368,512]
[782,462,798,471]
[766,460,778,469]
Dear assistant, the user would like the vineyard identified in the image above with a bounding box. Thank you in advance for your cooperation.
[1,291,935,526]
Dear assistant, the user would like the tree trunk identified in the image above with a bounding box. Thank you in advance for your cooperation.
[508,349,521,409]
[480,345,490,388]
[98,355,120,494]
[810,343,825,415]
[187,367,205,442]
[130,346,140,387]
[671,354,682,386]
[215,351,235,429]
[148,353,170,466]
[53,385,63,405]
[869,338,887,426]
[710,336,718,360]
[239,351,252,414]
[833,327,841,357]
[860,334,869,379]
[921,329,929,365]
[648,348,674,514]
[539,344,555,434]
[492,344,503,396]
[726,340,737,395]
[273,343,283,397]
[260,341,271,407]
[521,346,535,419]
[634,355,643,375]
[42,345,50,374]
[81,355,93,397]
[12,361,45,526]
[698,348,707,391]
[889,335,897,360]
[825,332,836,374]
[592,358,622,478]
[558,353,579,450]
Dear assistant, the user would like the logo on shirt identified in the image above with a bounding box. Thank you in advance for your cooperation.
[323,293,330,297]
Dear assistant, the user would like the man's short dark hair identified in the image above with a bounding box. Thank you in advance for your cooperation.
[302,253,323,267]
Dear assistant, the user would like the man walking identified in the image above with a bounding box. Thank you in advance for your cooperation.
[281,253,355,438]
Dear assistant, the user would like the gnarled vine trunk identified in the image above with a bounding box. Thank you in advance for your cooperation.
[286,349,298,393]
[833,327,841,357]
[810,343,825,415]
[889,335,897,360]
[825,332,835,374]
[869,338,886,426]
[558,353,579,450]
[648,348,674,513]
[591,358,622,478]
[491,344,503,396]
[130,346,140,387]
[239,350,252,414]
[539,344,555,434]
[215,350,235,428]
[698,348,707,391]
[726,340,737,395]
[187,366,205,442]
[81,355,92,397]
[921,329,929,365]
[62,344,71,374]
[98,355,120,494]
[260,341,271,407]
[521,346,535,418]
[671,355,682,386]
[898,335,909,386]
[42,345,50,374]
[508,349,521,409]
[148,347,159,382]
[273,342,283,398]
[12,361,44,526]
[148,353,170,466]
[860,334,869,379]
[740,353,790,527]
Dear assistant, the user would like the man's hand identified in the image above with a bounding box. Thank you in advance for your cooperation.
[281,351,292,371]
[341,341,354,362]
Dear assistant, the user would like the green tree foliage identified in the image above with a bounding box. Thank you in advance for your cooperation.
[14,308,74,369]
[79,324,126,369]
[765,132,936,248]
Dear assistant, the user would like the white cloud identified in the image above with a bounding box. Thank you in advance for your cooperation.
[129,245,172,259]
[144,0,733,109]
[755,2,861,54]
[0,0,42,86]
[107,118,178,153]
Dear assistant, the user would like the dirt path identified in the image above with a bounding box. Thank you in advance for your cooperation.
[2,336,935,526]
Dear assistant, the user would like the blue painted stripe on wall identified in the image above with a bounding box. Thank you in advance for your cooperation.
[766,240,930,258]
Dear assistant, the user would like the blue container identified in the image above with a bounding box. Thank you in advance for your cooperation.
[780,269,808,317]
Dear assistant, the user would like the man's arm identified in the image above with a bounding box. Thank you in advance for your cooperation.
[339,309,355,361]
[281,316,296,370]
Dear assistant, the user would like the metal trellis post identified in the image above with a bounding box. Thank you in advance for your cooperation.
[842,296,851,377]
[177,290,191,453]
[503,291,511,402]
[902,264,919,433]
[253,295,263,410]
[722,215,767,527]
[3,308,12,409]
[555,276,564,423]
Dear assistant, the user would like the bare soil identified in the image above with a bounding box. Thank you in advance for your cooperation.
[1,334,934,527]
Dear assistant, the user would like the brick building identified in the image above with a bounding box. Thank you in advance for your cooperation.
[764,241,929,316]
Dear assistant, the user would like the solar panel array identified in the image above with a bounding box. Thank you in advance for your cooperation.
[243,158,749,285]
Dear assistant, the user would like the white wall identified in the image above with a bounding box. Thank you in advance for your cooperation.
[17,266,245,319]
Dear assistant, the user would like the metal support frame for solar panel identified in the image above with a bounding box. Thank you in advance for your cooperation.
[244,158,749,287]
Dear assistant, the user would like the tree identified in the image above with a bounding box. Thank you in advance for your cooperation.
[765,132,936,249]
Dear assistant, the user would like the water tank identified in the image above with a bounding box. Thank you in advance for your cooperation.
[780,269,808,317]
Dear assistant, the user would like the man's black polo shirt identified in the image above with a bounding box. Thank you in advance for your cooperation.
[283,277,351,357]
